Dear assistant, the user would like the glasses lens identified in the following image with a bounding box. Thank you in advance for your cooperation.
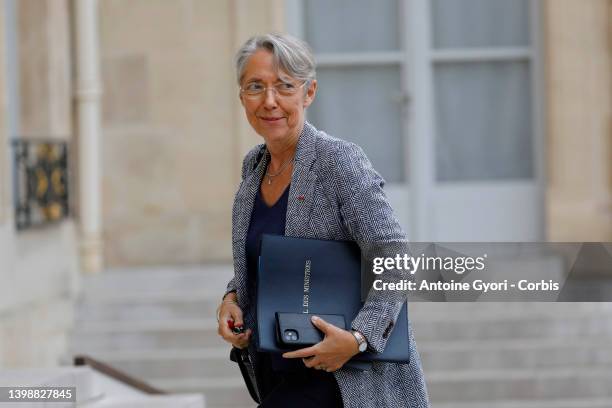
[243,83,264,96]
[275,83,298,96]
[242,81,303,98]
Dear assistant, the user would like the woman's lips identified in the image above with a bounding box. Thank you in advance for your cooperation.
[260,116,283,123]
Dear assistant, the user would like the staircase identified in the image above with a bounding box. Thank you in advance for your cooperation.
[411,302,612,407]
[69,266,253,408]
[69,267,612,407]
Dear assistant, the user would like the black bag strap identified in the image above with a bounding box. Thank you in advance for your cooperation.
[229,347,261,403]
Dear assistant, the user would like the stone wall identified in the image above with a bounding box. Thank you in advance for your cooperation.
[18,0,71,138]
[0,0,79,368]
[0,223,79,367]
[0,0,7,224]
[100,0,284,266]
[545,0,612,240]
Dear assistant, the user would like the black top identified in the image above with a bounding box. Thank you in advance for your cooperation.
[246,185,290,298]
[245,185,302,372]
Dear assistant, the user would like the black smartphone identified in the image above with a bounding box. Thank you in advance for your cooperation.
[275,312,346,348]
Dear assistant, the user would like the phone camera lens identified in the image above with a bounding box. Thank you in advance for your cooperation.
[284,330,298,341]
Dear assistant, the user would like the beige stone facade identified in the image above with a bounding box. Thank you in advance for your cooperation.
[544,0,612,241]
[18,0,72,138]
[0,0,78,368]
[99,0,284,266]
[0,0,7,224]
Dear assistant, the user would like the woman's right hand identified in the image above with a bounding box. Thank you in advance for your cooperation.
[217,293,252,349]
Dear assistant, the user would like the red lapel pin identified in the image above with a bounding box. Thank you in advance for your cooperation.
[297,195,305,201]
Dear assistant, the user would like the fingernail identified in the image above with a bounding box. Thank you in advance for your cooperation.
[311,316,319,322]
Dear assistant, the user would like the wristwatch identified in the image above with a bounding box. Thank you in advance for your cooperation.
[351,330,368,353]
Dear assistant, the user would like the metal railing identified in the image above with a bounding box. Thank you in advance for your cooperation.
[74,355,166,395]
[11,139,70,230]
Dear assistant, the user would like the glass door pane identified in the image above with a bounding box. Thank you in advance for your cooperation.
[434,61,533,182]
[308,66,405,183]
[432,0,530,48]
[304,0,400,52]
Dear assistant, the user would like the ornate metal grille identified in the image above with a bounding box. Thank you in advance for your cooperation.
[12,139,70,230]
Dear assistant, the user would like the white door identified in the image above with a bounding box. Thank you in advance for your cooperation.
[409,0,544,241]
[286,0,544,242]
[286,0,412,232]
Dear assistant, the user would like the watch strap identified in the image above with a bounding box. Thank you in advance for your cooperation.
[351,330,368,352]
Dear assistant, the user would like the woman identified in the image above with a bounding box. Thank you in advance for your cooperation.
[217,33,430,408]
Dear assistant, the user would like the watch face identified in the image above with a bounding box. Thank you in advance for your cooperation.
[359,342,367,352]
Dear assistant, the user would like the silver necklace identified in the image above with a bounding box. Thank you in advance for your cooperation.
[265,157,293,185]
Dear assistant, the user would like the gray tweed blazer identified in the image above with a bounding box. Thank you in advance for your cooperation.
[226,122,430,408]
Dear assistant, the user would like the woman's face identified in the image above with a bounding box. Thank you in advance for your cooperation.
[239,49,316,146]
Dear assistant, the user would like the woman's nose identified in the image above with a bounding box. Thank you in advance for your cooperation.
[263,88,278,108]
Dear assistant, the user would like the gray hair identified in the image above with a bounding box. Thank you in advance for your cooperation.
[235,33,316,86]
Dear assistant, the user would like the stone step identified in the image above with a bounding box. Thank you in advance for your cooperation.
[68,348,237,380]
[0,367,101,404]
[70,319,226,351]
[82,267,233,298]
[74,318,218,332]
[78,369,204,408]
[411,313,612,341]
[434,398,612,408]
[68,339,612,381]
[427,368,612,401]
[419,338,612,371]
[80,394,205,408]
[76,298,219,322]
[152,377,254,407]
[408,302,612,321]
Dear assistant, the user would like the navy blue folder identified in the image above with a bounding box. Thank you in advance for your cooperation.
[256,234,411,363]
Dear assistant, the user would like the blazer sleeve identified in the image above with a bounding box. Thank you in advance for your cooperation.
[224,278,237,299]
[224,144,265,300]
[333,142,409,353]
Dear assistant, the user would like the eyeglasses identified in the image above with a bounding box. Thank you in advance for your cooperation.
[240,81,306,99]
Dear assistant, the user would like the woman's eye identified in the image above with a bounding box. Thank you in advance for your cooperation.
[245,83,264,92]
[277,83,295,91]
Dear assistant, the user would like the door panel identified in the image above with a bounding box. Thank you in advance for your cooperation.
[434,61,533,182]
[432,0,530,48]
[303,0,400,52]
[432,182,541,241]
[308,66,405,183]
[426,0,542,241]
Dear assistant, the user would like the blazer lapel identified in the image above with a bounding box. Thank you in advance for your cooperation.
[233,148,268,298]
[285,122,318,238]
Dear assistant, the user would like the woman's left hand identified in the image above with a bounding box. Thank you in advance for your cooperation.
[282,315,360,372]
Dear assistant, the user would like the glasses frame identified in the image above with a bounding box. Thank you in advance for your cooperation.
[240,81,307,99]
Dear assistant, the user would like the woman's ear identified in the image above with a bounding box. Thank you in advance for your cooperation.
[303,80,317,108]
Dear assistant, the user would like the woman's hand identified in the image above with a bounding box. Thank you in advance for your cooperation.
[217,293,252,349]
[282,315,360,372]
